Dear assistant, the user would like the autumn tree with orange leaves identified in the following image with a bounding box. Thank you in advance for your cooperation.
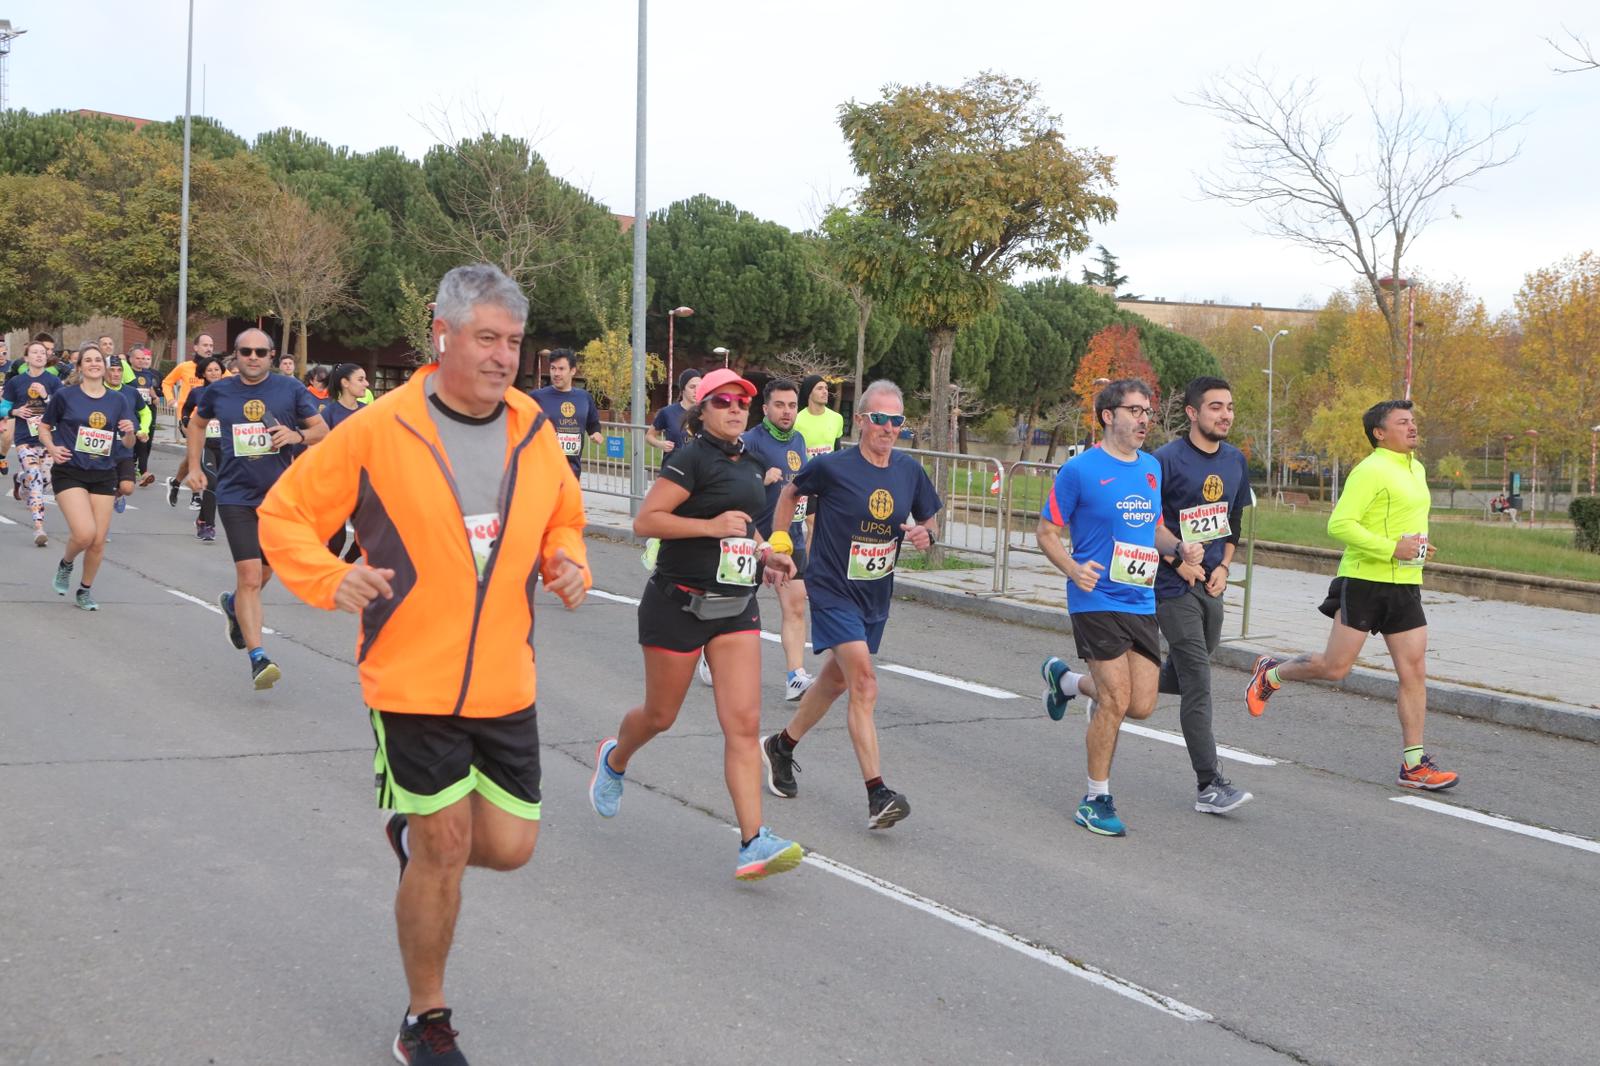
[1071,323,1159,438]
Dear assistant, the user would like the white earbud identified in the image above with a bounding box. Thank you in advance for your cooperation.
[437,336,446,354]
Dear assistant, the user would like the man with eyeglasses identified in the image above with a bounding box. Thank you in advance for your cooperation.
[1245,399,1456,791]
[759,379,941,830]
[186,329,327,689]
[1034,379,1201,837]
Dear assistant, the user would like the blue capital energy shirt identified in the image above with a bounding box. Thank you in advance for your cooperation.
[1042,446,1162,615]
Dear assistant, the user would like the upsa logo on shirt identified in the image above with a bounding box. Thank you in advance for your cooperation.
[243,399,266,422]
[88,411,107,429]
[28,383,45,400]
[561,401,576,418]
[787,451,802,472]
[1202,474,1224,502]
[868,488,895,520]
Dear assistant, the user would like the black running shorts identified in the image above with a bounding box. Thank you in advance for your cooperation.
[50,465,118,497]
[1070,611,1162,666]
[371,705,542,820]
[1318,577,1426,635]
[115,457,136,484]
[218,504,264,563]
[636,575,761,653]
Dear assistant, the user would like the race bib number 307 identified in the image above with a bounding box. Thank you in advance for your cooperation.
[75,427,114,457]
[1179,502,1231,543]
[1109,541,1159,587]
[847,539,897,581]
[232,422,276,457]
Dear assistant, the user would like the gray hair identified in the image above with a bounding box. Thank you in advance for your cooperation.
[433,264,529,330]
[858,379,904,412]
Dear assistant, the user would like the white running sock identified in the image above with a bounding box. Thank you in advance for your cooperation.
[1063,670,1087,697]
[400,823,410,859]
[1087,777,1109,797]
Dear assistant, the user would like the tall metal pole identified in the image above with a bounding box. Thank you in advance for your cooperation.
[1265,334,1276,497]
[175,0,195,375]
[628,0,649,516]
[1403,286,1416,401]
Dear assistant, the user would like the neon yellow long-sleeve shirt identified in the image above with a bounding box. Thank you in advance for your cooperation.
[1328,446,1430,585]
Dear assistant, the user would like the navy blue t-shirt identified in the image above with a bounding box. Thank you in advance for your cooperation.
[651,403,692,450]
[1153,437,1253,601]
[317,397,366,433]
[1042,446,1162,615]
[129,367,161,417]
[739,422,810,538]
[3,371,64,445]
[195,374,320,507]
[530,386,600,473]
[793,446,942,623]
[41,384,135,472]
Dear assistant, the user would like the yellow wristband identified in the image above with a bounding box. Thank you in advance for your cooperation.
[767,530,794,556]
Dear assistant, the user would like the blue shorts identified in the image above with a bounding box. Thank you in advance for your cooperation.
[811,604,887,655]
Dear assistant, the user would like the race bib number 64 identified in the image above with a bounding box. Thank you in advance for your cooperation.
[1109,541,1159,587]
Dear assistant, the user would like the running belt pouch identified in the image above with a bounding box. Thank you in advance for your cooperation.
[684,589,754,620]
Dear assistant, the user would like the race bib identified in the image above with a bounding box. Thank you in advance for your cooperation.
[806,444,831,460]
[205,420,221,439]
[717,537,758,587]
[1400,533,1429,568]
[557,432,582,456]
[793,496,809,522]
[25,415,43,437]
[137,387,153,404]
[75,427,114,457]
[1179,502,1231,543]
[464,512,500,577]
[1109,541,1159,587]
[232,422,276,457]
[847,539,897,581]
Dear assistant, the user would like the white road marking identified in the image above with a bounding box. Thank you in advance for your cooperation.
[1391,796,1600,856]
[801,848,1212,1022]
[0,513,15,525]
[167,589,277,635]
[1119,723,1278,767]
[878,662,1020,699]
[588,589,640,605]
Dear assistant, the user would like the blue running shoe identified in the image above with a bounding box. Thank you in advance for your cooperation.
[52,560,73,595]
[735,826,804,881]
[590,737,624,817]
[1075,794,1127,837]
[218,591,246,650]
[1041,656,1076,721]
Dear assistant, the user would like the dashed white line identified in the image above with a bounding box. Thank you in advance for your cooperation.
[0,513,15,525]
[588,589,640,605]
[1391,796,1600,856]
[167,588,277,635]
[801,849,1212,1021]
[1120,723,1277,767]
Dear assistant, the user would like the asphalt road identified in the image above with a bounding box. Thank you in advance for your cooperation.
[3,452,1598,1066]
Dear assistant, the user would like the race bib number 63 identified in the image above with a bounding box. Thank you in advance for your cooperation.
[847,539,897,581]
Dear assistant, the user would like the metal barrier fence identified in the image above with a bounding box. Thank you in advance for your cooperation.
[580,421,661,503]
[900,447,1007,592]
[996,460,1064,592]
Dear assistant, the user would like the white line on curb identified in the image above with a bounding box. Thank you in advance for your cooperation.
[167,588,277,635]
[1391,796,1600,856]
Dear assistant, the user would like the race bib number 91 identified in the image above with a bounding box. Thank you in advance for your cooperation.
[847,539,897,581]
[75,427,114,457]
[717,537,758,587]
[232,422,276,457]
[1179,502,1231,543]
[1109,541,1159,587]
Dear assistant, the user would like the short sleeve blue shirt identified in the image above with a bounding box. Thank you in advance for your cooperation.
[41,384,135,472]
[793,446,942,624]
[739,423,810,537]
[1042,446,1162,615]
[530,386,599,472]
[652,404,691,449]
[195,374,320,507]
[3,372,64,444]
[1152,437,1253,601]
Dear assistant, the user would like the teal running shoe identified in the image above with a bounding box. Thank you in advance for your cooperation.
[1041,656,1076,721]
[590,738,624,817]
[735,827,804,881]
[74,588,99,611]
[52,560,73,595]
[1075,794,1126,837]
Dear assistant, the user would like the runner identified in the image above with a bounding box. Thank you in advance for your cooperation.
[1045,376,1253,816]
[161,333,212,422]
[529,348,602,481]
[36,349,137,610]
[180,356,227,543]
[259,262,590,1066]
[277,353,298,377]
[127,347,160,485]
[185,329,326,689]
[102,355,151,526]
[1033,378,1200,837]
[2,341,64,546]
[739,376,817,700]
[757,379,941,830]
[318,362,369,563]
[646,368,701,454]
[304,364,330,400]
[589,366,805,879]
[1245,399,1456,791]
[792,374,845,462]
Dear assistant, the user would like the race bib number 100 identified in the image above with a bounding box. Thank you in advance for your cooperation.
[1109,541,1159,587]
[232,422,276,457]
[847,539,897,581]
[557,432,582,456]
[717,537,758,587]
[1179,502,1231,543]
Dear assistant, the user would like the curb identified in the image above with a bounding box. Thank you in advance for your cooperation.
[582,517,1600,745]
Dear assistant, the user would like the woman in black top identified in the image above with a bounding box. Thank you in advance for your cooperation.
[589,368,805,882]
[180,356,226,541]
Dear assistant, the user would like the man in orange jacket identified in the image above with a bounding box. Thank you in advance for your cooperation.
[258,264,591,1066]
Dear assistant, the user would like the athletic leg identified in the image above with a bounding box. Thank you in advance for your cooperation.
[394,796,472,1015]
[782,650,846,741]
[829,640,884,782]
[1274,619,1368,683]
[463,792,539,872]
[776,578,807,673]
[55,488,97,566]
[233,559,268,649]
[1157,588,1222,786]
[705,630,766,840]
[609,647,697,770]
[1084,655,1132,781]
[79,493,116,587]
[1383,626,1430,748]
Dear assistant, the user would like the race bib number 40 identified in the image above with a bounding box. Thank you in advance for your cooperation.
[717,537,758,587]
[75,427,114,457]
[232,422,276,457]
[557,432,582,456]
[1109,541,1159,587]
[464,512,501,577]
[847,539,897,581]
[1179,502,1231,543]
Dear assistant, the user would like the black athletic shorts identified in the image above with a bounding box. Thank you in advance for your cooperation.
[218,504,265,563]
[1318,577,1426,635]
[50,465,118,497]
[115,457,136,484]
[371,704,542,820]
[637,575,761,653]
[1070,610,1162,666]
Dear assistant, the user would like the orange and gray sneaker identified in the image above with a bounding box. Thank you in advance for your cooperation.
[1397,754,1458,790]
[1245,655,1282,717]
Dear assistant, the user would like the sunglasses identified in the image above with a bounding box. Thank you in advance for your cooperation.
[864,411,906,427]
[704,393,751,411]
[236,346,272,357]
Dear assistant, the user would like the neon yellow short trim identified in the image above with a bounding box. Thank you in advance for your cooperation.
[371,709,542,821]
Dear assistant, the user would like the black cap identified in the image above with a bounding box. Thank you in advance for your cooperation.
[677,368,703,393]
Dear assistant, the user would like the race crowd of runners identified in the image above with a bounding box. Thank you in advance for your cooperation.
[3,263,1457,1065]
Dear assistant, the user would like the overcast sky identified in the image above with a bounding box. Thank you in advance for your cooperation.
[8,1,1597,313]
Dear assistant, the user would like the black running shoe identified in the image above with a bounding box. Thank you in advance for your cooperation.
[166,476,179,507]
[760,733,800,798]
[218,591,246,650]
[251,655,281,691]
[385,812,409,882]
[393,1008,468,1065]
[867,787,911,830]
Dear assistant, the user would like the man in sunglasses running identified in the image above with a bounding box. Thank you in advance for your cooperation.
[759,379,941,830]
[187,329,327,689]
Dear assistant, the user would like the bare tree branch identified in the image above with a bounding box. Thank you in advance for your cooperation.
[1546,28,1599,73]
[768,344,850,381]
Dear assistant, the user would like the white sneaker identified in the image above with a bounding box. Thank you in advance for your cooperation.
[784,668,816,702]
[697,652,713,687]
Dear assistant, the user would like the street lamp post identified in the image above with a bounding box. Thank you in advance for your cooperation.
[666,306,693,400]
[1525,429,1539,526]
[1378,276,1416,400]
[712,346,730,368]
[629,0,649,514]
[175,0,195,374]
[1253,325,1289,495]
[1590,424,1600,496]
[1501,434,1514,495]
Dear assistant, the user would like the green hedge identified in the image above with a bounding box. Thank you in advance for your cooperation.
[1571,496,1600,553]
